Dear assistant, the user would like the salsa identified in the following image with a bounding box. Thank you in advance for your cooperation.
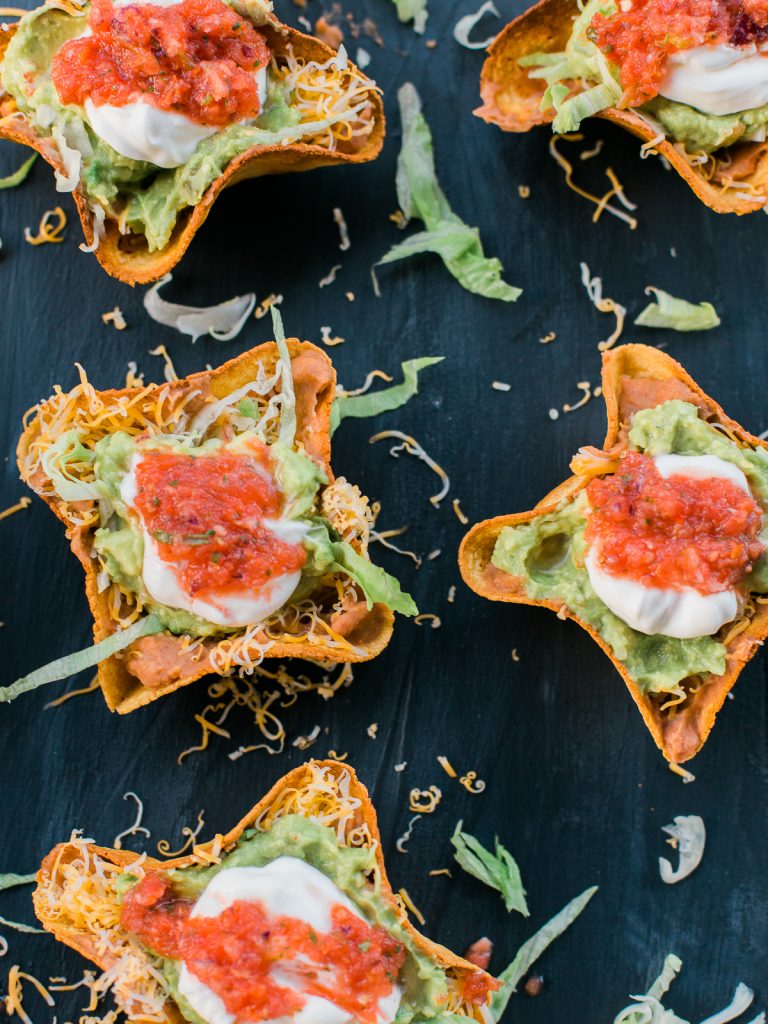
[121,872,407,1024]
[585,451,764,593]
[132,440,306,602]
[51,0,270,128]
[592,0,768,106]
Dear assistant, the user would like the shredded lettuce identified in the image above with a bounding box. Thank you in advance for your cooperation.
[489,886,598,1020]
[519,0,621,133]
[303,519,417,616]
[0,614,163,704]
[0,154,36,190]
[144,273,255,342]
[39,429,100,502]
[378,83,521,302]
[451,822,529,916]
[330,357,443,435]
[393,0,428,33]
[634,288,721,331]
[271,306,297,450]
[0,872,44,936]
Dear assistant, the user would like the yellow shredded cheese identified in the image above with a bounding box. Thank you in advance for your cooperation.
[408,786,442,814]
[24,207,66,245]
[0,497,31,522]
[396,888,426,926]
[437,756,457,778]
[369,430,450,508]
[148,344,178,383]
[459,771,486,795]
[451,498,468,525]
[549,136,638,229]
[101,308,127,331]
[156,810,205,857]
[414,613,441,629]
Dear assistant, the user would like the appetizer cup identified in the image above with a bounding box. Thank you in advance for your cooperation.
[0,0,384,282]
[460,344,768,764]
[477,0,768,214]
[15,335,415,712]
[33,760,498,1024]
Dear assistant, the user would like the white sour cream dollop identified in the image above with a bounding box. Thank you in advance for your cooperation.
[659,41,768,117]
[177,858,403,1024]
[78,0,268,167]
[120,453,305,628]
[585,453,753,639]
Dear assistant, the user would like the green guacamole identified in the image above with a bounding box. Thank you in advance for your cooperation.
[643,96,768,156]
[118,816,449,1024]
[491,401,768,695]
[0,2,327,251]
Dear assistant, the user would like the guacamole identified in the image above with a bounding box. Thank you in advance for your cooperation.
[1,3,331,250]
[643,96,768,156]
[491,401,768,695]
[119,816,449,1024]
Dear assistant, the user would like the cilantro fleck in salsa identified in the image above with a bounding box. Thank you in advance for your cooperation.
[51,0,271,127]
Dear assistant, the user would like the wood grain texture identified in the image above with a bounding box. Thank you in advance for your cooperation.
[0,0,766,1021]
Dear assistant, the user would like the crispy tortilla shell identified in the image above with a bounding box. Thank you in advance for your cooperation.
[33,759,492,1021]
[17,342,394,714]
[459,344,768,764]
[475,0,768,215]
[0,18,384,283]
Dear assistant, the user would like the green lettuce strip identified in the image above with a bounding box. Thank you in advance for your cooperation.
[330,357,443,435]
[634,288,721,332]
[0,613,164,704]
[378,83,521,302]
[451,822,529,917]
[0,154,36,190]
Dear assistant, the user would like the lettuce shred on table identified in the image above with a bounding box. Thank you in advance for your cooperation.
[393,0,428,33]
[451,821,529,916]
[330,357,443,434]
[634,288,721,332]
[378,83,521,302]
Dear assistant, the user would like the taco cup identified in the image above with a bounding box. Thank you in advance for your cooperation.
[0,0,384,283]
[16,334,415,713]
[477,0,768,214]
[33,759,498,1024]
[460,343,768,764]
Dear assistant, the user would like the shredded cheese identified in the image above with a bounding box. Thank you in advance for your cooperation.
[395,888,426,926]
[369,429,450,508]
[539,331,557,344]
[319,265,342,287]
[253,293,283,320]
[156,810,205,857]
[101,308,127,331]
[447,585,456,603]
[320,326,346,346]
[549,136,638,229]
[24,207,66,245]
[395,816,421,854]
[518,184,530,198]
[333,207,351,250]
[0,497,31,522]
[491,381,511,391]
[4,966,55,1024]
[408,786,442,813]
[147,344,178,383]
[113,792,150,850]
[452,498,468,525]
[580,262,626,351]
[459,771,486,795]
[428,868,452,878]
[414,613,441,629]
[44,673,100,709]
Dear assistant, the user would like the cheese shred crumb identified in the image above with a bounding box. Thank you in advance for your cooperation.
[3,966,55,1024]
[44,673,100,709]
[437,755,457,778]
[395,815,421,854]
[24,207,66,245]
[369,429,450,508]
[320,326,346,347]
[452,498,468,525]
[428,868,452,878]
[580,262,626,351]
[549,136,638,229]
[0,497,31,522]
[396,888,426,926]
[414,613,441,629]
[491,381,511,391]
[101,308,127,331]
[459,771,486,795]
[157,810,205,857]
[253,293,283,320]
[409,786,442,813]
[113,792,150,850]
[333,207,351,251]
[148,344,178,383]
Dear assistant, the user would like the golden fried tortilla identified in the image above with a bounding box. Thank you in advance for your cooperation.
[0,14,384,283]
[476,0,768,214]
[17,342,394,713]
[459,344,768,764]
[33,760,495,1024]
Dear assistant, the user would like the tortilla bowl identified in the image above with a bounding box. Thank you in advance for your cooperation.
[0,15,385,283]
[33,759,494,1024]
[459,343,768,764]
[17,341,394,713]
[475,0,768,215]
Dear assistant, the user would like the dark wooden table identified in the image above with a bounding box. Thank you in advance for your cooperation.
[2,1,767,1019]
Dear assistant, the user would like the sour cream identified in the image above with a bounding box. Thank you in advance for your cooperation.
[585,454,752,639]
[177,858,403,1024]
[119,455,306,628]
[79,0,268,168]
[659,42,768,117]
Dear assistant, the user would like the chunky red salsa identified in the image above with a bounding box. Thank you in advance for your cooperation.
[121,872,406,1024]
[585,451,764,593]
[592,0,768,106]
[51,0,270,128]
[132,440,305,602]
